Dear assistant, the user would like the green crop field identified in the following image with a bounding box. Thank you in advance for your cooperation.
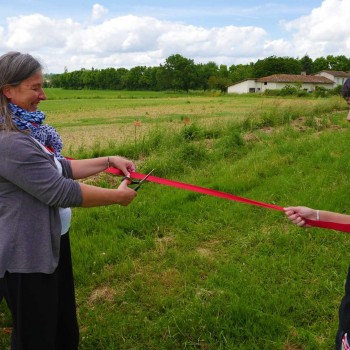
[1,89,350,349]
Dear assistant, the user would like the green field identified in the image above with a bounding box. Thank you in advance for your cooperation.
[1,89,350,349]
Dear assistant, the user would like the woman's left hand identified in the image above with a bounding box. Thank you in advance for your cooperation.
[284,206,316,227]
[109,156,135,177]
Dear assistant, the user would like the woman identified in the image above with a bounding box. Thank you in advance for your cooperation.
[285,77,350,350]
[0,51,137,349]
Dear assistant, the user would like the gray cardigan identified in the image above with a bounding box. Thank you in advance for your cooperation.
[0,131,83,277]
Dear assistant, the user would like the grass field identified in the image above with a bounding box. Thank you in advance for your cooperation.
[1,89,350,349]
[42,89,342,156]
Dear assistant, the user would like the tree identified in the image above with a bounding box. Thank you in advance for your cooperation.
[48,53,350,92]
[155,65,172,90]
[312,57,329,73]
[125,66,147,90]
[326,55,350,71]
[299,55,313,74]
[162,54,197,92]
[253,56,302,77]
[196,62,218,90]
[229,63,254,83]
[81,69,98,89]
[140,66,159,90]
[208,76,231,92]
[218,64,229,78]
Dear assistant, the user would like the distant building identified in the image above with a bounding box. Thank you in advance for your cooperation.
[227,79,259,94]
[227,73,339,94]
[314,70,350,86]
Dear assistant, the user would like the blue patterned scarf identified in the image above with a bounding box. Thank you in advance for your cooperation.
[9,103,63,159]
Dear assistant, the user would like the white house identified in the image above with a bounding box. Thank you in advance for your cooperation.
[227,79,260,94]
[227,73,336,94]
[314,70,350,86]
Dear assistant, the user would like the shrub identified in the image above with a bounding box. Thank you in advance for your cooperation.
[280,84,299,96]
[313,86,328,98]
[181,123,202,141]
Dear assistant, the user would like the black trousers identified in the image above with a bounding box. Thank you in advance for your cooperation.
[336,265,350,349]
[1,232,79,350]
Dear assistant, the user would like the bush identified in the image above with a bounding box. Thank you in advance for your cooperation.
[181,123,202,141]
[280,84,300,96]
[328,84,342,96]
[263,89,281,96]
[313,86,328,98]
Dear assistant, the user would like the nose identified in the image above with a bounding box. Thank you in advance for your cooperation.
[39,88,47,101]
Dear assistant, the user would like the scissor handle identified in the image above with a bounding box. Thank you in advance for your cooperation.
[121,176,142,191]
[122,176,139,184]
[122,169,154,191]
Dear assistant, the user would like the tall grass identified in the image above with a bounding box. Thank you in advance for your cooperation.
[1,92,350,349]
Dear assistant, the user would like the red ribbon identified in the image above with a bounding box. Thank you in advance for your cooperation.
[105,167,350,233]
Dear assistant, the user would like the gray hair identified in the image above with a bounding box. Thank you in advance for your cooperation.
[0,51,43,131]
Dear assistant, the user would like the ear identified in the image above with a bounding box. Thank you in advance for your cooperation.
[2,85,13,99]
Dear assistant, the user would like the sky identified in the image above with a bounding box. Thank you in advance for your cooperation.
[0,0,349,73]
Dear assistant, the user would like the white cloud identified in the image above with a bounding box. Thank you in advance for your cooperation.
[67,15,165,54]
[158,25,267,58]
[283,0,350,58]
[0,12,271,72]
[5,14,80,51]
[0,26,5,50]
[92,4,108,21]
[263,39,293,57]
[1,0,350,73]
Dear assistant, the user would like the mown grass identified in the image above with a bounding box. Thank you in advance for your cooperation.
[0,90,349,349]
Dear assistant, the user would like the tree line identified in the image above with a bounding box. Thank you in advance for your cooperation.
[48,54,350,92]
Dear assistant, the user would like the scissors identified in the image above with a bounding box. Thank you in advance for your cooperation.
[122,169,155,191]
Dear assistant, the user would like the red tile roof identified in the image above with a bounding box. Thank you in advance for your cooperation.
[256,74,334,84]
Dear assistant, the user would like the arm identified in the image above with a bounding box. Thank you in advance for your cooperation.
[79,179,137,207]
[0,134,82,208]
[0,134,137,208]
[70,156,135,179]
[284,206,350,227]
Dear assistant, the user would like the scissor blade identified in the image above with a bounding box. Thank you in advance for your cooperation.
[139,169,154,184]
[134,169,154,191]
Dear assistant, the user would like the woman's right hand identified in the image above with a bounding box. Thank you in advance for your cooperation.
[284,206,317,227]
[116,179,137,206]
